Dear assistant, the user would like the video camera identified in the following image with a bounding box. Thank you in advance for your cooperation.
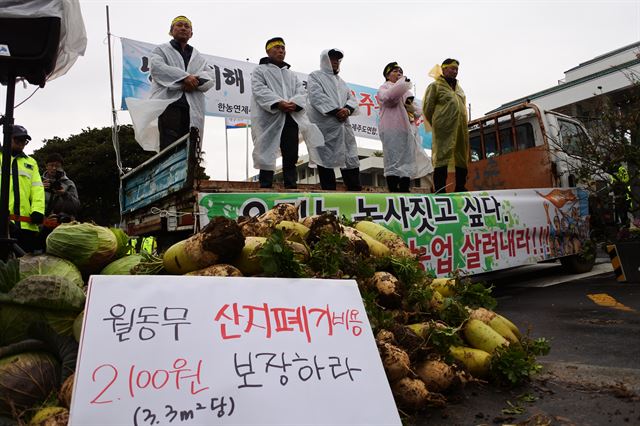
[46,170,64,192]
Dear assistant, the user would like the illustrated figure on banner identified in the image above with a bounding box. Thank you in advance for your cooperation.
[126,16,216,152]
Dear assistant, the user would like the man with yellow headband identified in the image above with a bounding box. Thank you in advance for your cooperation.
[422,58,469,193]
[126,16,216,152]
[251,37,323,189]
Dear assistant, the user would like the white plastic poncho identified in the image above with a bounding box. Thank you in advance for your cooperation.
[377,76,432,179]
[306,50,359,169]
[126,42,216,152]
[2,0,87,81]
[251,60,324,171]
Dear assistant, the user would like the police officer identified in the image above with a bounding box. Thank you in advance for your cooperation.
[1,125,45,253]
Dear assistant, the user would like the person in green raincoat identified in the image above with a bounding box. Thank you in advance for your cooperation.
[422,58,469,193]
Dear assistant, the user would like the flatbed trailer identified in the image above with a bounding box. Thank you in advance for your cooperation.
[120,132,593,277]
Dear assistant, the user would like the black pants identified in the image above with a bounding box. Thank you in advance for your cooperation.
[386,176,410,193]
[341,167,362,191]
[318,166,362,191]
[158,100,190,151]
[260,115,299,188]
[317,166,337,190]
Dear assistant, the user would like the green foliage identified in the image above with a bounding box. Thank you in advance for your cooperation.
[452,277,497,310]
[308,233,348,277]
[31,125,155,225]
[556,77,640,231]
[426,323,463,359]
[389,256,428,288]
[131,251,165,275]
[405,280,433,312]
[309,232,375,280]
[490,337,551,387]
[258,229,305,278]
[438,298,470,327]
[338,215,356,228]
[360,287,396,332]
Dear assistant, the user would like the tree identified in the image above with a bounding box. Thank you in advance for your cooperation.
[556,73,640,241]
[32,125,154,226]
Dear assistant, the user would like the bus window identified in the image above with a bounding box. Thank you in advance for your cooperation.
[559,119,588,156]
[470,136,484,162]
[500,128,514,154]
[516,123,535,150]
[484,132,498,158]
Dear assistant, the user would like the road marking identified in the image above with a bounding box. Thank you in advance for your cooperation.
[587,293,635,312]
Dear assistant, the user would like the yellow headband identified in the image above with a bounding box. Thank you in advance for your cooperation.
[169,16,192,35]
[266,40,285,51]
[441,62,459,69]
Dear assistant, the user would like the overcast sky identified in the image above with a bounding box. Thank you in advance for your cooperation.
[2,0,639,181]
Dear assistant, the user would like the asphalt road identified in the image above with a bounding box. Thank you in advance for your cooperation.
[411,259,640,426]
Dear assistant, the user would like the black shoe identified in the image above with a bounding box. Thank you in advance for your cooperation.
[284,184,298,189]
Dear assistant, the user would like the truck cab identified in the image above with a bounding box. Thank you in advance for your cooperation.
[466,102,590,191]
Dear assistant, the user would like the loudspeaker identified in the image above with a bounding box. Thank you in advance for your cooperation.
[0,17,61,87]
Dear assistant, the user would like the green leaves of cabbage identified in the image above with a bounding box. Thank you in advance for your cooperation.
[100,254,143,275]
[19,255,83,288]
[0,352,60,416]
[46,223,117,274]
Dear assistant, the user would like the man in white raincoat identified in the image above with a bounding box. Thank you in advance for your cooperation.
[251,37,323,189]
[126,16,215,152]
[307,49,362,191]
[377,62,432,192]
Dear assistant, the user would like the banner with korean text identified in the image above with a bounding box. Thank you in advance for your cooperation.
[197,188,590,277]
[70,276,401,425]
[120,38,432,148]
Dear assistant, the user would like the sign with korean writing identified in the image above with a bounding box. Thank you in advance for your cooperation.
[70,276,401,425]
[120,38,432,147]
[198,188,590,277]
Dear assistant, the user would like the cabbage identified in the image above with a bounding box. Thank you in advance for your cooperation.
[46,223,117,273]
[100,254,143,275]
[0,305,77,346]
[0,352,60,416]
[110,227,131,259]
[2,276,85,311]
[73,311,84,342]
[19,254,83,288]
[0,274,86,345]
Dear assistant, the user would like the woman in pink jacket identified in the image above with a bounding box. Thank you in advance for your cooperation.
[377,62,430,192]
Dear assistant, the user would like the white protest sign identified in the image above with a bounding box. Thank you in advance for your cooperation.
[70,275,401,425]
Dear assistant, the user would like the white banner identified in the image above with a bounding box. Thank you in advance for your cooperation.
[70,276,401,425]
[120,37,432,147]
[196,188,591,276]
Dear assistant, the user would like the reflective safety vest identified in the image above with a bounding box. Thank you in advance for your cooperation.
[128,236,157,254]
[612,166,632,203]
[141,236,157,254]
[0,152,45,232]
